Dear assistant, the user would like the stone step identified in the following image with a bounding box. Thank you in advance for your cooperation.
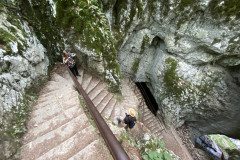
[110,103,121,122]
[88,82,107,99]
[33,97,73,113]
[29,98,80,126]
[51,73,71,85]
[32,91,79,116]
[24,106,83,143]
[148,118,161,129]
[36,89,77,107]
[88,82,106,100]
[95,92,112,113]
[68,139,112,160]
[22,114,89,160]
[144,113,154,122]
[144,118,154,127]
[121,102,137,111]
[147,119,156,128]
[85,78,100,94]
[143,110,152,118]
[43,81,72,92]
[82,73,92,90]
[101,96,117,119]
[35,126,97,160]
[92,89,109,106]
[78,69,84,84]
[151,126,162,134]
[37,87,73,100]
[60,69,72,81]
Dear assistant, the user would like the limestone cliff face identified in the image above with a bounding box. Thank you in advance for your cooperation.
[0,0,121,158]
[0,5,49,158]
[0,0,240,158]
[103,0,240,139]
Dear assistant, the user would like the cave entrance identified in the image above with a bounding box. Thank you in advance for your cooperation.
[135,82,158,116]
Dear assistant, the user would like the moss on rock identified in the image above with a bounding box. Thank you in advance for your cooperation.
[163,57,183,96]
[140,35,150,55]
[54,0,121,91]
[209,0,240,20]
[178,0,196,10]
[131,58,140,73]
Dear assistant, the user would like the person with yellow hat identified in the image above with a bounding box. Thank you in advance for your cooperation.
[121,108,143,130]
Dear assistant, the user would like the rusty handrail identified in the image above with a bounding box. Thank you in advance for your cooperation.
[65,65,130,160]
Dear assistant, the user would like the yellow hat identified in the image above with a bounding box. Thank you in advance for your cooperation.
[129,108,135,117]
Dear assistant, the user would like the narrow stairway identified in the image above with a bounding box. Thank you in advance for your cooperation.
[76,68,165,140]
[21,64,169,159]
[21,65,112,160]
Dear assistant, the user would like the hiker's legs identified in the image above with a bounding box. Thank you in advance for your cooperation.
[124,124,129,131]
[73,65,80,76]
[69,67,77,77]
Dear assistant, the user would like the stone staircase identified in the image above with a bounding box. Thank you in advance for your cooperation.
[21,64,166,159]
[125,79,165,139]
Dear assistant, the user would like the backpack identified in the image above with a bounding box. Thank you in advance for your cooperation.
[124,113,136,129]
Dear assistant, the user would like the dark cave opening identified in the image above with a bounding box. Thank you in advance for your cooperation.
[135,82,158,116]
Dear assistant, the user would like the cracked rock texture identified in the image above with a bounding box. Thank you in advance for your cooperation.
[1,0,240,158]
[104,0,240,140]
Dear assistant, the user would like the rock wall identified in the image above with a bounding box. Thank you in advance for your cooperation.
[104,0,240,139]
[1,0,240,158]
[0,5,49,158]
[0,0,121,158]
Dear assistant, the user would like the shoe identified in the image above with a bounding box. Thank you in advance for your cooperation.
[116,117,121,124]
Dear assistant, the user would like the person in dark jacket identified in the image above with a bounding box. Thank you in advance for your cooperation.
[62,50,80,77]
[121,108,143,130]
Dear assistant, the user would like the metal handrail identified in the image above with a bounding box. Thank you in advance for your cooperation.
[65,65,130,160]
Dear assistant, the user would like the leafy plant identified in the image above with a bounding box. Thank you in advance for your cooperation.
[139,135,180,160]
[143,150,172,160]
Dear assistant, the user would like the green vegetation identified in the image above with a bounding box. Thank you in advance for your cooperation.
[136,0,143,18]
[211,135,237,150]
[131,58,141,73]
[0,93,34,159]
[125,0,143,31]
[209,0,240,19]
[113,0,143,49]
[147,0,156,18]
[209,134,238,158]
[54,0,121,91]
[143,150,172,160]
[116,93,122,102]
[0,23,27,56]
[0,28,17,45]
[2,94,32,145]
[138,107,142,122]
[178,0,196,10]
[119,131,137,147]
[79,95,96,128]
[163,57,183,96]
[163,57,218,106]
[139,136,180,160]
[19,0,63,65]
[140,35,150,55]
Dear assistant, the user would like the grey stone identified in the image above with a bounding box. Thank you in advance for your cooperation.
[110,0,240,140]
